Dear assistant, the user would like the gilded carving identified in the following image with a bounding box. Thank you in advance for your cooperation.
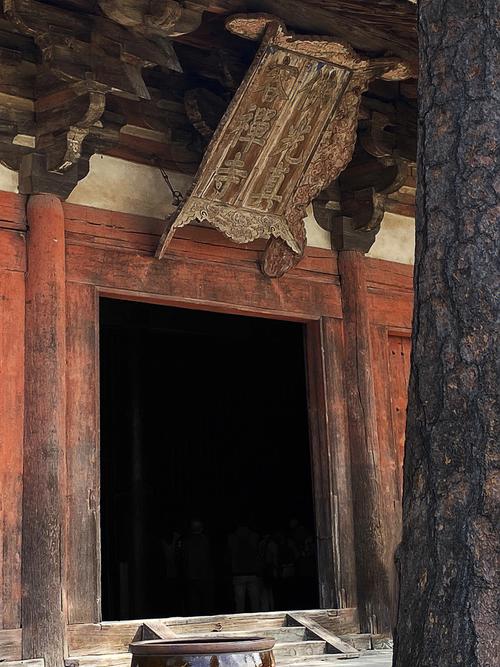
[213,153,248,198]
[256,57,298,103]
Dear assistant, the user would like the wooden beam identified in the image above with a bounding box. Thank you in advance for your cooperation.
[97,0,209,39]
[22,195,67,667]
[286,612,359,655]
[337,250,390,634]
[65,243,343,321]
[249,1,417,62]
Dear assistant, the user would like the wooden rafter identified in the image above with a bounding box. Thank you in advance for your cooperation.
[0,0,417,217]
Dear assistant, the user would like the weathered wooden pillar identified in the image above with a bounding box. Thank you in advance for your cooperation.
[22,194,67,666]
[306,318,358,610]
[0,197,25,632]
[337,249,390,634]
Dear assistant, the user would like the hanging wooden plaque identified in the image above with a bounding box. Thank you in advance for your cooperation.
[156,14,413,274]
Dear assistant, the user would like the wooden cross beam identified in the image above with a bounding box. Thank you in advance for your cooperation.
[1,0,183,197]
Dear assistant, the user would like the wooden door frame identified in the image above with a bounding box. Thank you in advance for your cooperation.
[61,209,358,627]
[65,285,356,624]
[0,191,415,659]
[88,287,357,618]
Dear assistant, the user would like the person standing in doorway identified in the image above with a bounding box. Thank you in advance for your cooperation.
[161,527,182,615]
[258,532,278,611]
[180,519,214,615]
[228,522,261,612]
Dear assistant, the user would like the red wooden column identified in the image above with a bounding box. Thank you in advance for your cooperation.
[22,194,67,666]
[0,198,26,633]
[338,249,390,634]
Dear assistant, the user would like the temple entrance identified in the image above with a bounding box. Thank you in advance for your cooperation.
[100,297,319,621]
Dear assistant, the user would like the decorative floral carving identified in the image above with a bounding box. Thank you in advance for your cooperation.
[157,197,301,253]
[262,73,367,277]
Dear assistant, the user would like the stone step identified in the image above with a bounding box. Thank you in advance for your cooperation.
[65,647,393,667]
[339,633,372,650]
[67,608,359,656]
[169,626,307,643]
[286,612,358,657]
[65,655,130,667]
[274,641,326,659]
[65,654,360,667]
[284,652,392,667]
[279,654,359,665]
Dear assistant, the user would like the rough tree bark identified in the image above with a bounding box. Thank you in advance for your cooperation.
[394,1,499,666]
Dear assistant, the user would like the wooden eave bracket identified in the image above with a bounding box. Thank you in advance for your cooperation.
[0,0,183,197]
[98,0,209,40]
[313,103,415,253]
[155,13,415,277]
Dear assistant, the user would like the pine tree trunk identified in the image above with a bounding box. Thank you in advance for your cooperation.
[393,1,499,665]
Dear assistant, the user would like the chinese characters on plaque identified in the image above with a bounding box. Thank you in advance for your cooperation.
[157,15,413,276]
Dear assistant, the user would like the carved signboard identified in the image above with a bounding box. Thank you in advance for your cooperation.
[156,14,413,275]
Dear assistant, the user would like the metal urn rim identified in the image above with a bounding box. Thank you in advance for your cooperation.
[129,637,276,656]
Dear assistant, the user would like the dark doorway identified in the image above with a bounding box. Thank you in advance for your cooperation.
[100,298,318,621]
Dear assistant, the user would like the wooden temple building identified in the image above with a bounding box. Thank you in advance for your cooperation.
[0,0,418,665]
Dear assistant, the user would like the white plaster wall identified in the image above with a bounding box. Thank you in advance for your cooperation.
[69,154,194,218]
[0,157,415,264]
[304,204,331,249]
[304,204,415,265]
[368,212,415,265]
[0,164,18,192]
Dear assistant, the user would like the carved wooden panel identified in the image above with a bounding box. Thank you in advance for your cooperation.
[156,14,413,276]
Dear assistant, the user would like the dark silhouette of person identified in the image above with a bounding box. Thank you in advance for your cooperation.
[228,522,261,612]
[180,519,214,615]
[274,529,298,610]
[161,527,182,615]
[258,532,278,611]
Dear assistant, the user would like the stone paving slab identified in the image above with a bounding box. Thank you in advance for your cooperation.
[352,650,393,665]
[284,650,393,667]
[336,650,392,665]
